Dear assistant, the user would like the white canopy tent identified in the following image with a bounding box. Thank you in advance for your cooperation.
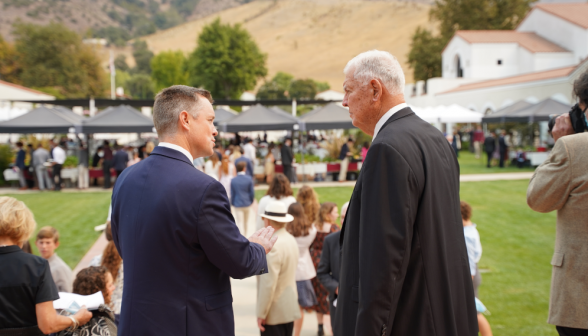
[410,104,483,124]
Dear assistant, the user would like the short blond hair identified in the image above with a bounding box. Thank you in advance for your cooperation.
[0,197,36,244]
[37,226,59,243]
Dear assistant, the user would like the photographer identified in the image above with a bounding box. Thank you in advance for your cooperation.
[527,71,588,336]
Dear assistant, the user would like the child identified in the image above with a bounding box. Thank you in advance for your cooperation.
[257,201,301,336]
[36,226,73,292]
[286,203,318,336]
[461,201,493,336]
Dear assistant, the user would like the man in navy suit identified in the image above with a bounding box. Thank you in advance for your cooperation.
[235,148,254,178]
[231,161,255,235]
[111,85,278,336]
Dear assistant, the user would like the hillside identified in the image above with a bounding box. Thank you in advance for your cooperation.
[140,0,433,89]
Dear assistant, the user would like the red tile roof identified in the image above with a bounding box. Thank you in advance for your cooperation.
[440,66,575,94]
[0,80,54,97]
[533,3,588,29]
[455,31,568,53]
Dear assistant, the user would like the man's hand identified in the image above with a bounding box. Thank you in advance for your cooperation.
[336,287,338,295]
[249,227,278,254]
[552,113,574,142]
[74,306,93,326]
[257,318,266,332]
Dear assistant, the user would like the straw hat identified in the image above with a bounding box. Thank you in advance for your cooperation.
[261,201,294,223]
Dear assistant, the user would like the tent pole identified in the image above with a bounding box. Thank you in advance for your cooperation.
[301,130,306,182]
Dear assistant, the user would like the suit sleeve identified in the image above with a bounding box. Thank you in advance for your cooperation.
[249,180,255,205]
[198,181,267,279]
[527,138,572,213]
[356,143,420,335]
[317,236,338,294]
[256,247,280,319]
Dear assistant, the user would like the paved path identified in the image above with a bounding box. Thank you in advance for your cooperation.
[61,171,533,335]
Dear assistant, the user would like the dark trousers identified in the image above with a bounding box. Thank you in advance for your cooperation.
[557,326,588,336]
[116,169,124,177]
[499,150,506,168]
[103,160,112,188]
[283,164,294,183]
[261,322,294,336]
[53,164,63,190]
[486,152,493,167]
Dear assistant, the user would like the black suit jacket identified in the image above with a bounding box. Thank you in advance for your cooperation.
[317,231,340,313]
[335,108,478,336]
[281,145,293,165]
[498,136,508,152]
[111,146,267,336]
[483,136,496,153]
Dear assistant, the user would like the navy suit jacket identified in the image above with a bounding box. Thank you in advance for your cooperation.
[234,156,254,177]
[112,150,128,171]
[230,174,254,208]
[111,146,267,336]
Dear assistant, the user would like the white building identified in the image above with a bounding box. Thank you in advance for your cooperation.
[315,90,344,101]
[407,2,588,115]
[0,80,55,121]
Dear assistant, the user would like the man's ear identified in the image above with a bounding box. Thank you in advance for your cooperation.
[179,111,191,131]
[371,79,382,101]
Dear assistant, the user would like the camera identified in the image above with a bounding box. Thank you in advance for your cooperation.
[548,103,588,134]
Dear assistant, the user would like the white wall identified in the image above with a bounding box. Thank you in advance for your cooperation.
[442,36,472,78]
[533,52,576,71]
[518,9,588,63]
[470,43,520,78]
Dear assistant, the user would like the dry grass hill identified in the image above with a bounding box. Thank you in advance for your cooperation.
[139,0,434,89]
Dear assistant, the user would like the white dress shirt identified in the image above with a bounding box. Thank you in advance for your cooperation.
[372,103,408,140]
[52,146,66,164]
[158,142,194,163]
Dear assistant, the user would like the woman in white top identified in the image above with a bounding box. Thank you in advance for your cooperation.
[256,173,297,230]
[218,154,236,198]
[204,153,221,180]
[286,202,318,336]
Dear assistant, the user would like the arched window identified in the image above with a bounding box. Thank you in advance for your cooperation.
[455,55,463,78]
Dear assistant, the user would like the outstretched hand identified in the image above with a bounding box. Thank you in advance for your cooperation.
[248,227,278,254]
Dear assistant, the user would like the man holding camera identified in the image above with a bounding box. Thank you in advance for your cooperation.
[527,74,588,336]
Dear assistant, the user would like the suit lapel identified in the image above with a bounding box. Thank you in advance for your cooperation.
[379,107,414,135]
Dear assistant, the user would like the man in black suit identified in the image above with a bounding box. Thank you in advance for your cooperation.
[483,132,496,168]
[112,145,129,177]
[498,131,508,168]
[335,51,477,336]
[317,202,348,336]
[280,138,294,182]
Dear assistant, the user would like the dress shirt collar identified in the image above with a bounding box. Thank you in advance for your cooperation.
[372,103,408,140]
[158,142,194,163]
[237,171,246,176]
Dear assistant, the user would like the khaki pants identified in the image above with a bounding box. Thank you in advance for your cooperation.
[474,141,481,159]
[78,165,89,189]
[339,158,349,182]
[234,206,251,236]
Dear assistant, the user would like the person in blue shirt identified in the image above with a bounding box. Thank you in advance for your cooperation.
[231,161,255,236]
[235,148,254,178]
[15,142,27,190]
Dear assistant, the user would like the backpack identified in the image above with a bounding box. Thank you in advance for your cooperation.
[56,304,117,336]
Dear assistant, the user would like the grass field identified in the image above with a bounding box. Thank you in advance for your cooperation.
[5,178,557,335]
[458,151,536,175]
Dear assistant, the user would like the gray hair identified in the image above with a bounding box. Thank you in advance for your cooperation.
[344,50,405,96]
[153,85,213,137]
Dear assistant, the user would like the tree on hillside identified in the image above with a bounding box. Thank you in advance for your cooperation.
[289,79,317,100]
[0,35,21,84]
[132,40,154,75]
[257,72,293,100]
[13,23,106,98]
[126,73,155,99]
[115,55,130,72]
[151,51,189,92]
[186,18,267,99]
[408,0,535,81]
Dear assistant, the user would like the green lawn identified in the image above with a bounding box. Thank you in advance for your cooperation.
[458,150,536,174]
[5,192,111,268]
[6,179,556,335]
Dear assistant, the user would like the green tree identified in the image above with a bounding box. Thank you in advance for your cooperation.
[408,0,535,81]
[186,18,267,99]
[289,79,317,100]
[154,9,183,30]
[0,35,21,84]
[407,27,444,81]
[314,80,330,92]
[126,73,154,99]
[151,51,189,92]
[114,55,129,72]
[94,26,131,47]
[132,40,154,74]
[256,72,293,99]
[13,22,106,98]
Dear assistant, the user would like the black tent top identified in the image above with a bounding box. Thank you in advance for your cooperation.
[213,107,237,125]
[482,100,533,123]
[0,106,82,134]
[506,98,571,123]
[300,103,354,130]
[220,104,299,132]
[82,105,154,133]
